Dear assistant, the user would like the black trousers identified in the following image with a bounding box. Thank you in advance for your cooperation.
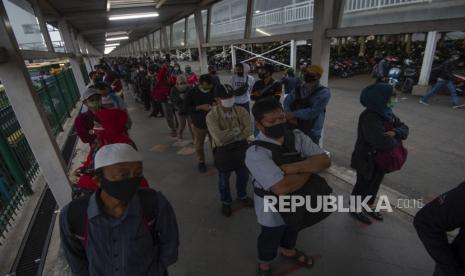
[351,167,385,205]
[257,225,298,263]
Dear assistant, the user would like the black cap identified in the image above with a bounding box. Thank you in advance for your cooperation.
[214,84,234,99]
[257,63,274,73]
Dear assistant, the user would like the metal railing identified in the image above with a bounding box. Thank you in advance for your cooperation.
[0,68,81,242]
[344,0,430,13]
[210,0,430,37]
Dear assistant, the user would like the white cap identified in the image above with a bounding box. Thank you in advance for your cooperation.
[94,143,142,170]
[81,88,100,101]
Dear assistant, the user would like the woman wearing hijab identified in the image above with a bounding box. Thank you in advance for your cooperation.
[170,74,194,141]
[350,83,409,225]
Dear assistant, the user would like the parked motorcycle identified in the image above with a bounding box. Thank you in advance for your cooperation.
[401,59,418,94]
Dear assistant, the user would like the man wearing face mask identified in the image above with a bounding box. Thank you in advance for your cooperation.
[208,65,221,87]
[251,63,282,102]
[206,84,254,217]
[183,74,215,172]
[60,143,179,276]
[284,65,331,144]
[245,99,331,275]
[185,65,199,87]
[231,62,255,112]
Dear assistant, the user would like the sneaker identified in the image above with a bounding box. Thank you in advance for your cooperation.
[198,162,207,173]
[419,99,429,106]
[238,197,254,207]
[222,204,232,217]
[452,103,465,109]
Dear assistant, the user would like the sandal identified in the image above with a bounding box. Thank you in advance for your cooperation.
[257,265,273,276]
[281,249,314,268]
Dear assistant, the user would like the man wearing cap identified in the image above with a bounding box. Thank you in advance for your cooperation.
[75,88,103,146]
[230,62,255,112]
[251,63,282,102]
[284,64,331,144]
[60,143,179,276]
[206,84,254,217]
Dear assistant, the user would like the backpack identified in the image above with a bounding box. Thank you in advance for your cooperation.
[67,189,158,248]
[250,131,333,231]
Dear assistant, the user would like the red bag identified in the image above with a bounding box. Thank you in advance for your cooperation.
[373,121,408,173]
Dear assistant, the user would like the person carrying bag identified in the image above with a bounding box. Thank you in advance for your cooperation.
[206,84,254,217]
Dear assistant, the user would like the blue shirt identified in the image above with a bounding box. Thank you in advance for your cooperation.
[283,83,331,141]
[60,190,179,276]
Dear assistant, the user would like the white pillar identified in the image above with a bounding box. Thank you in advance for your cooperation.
[419,31,438,86]
[290,39,297,69]
[311,0,333,87]
[412,31,438,95]
[0,3,72,207]
[194,9,208,74]
[58,20,87,95]
[231,45,237,71]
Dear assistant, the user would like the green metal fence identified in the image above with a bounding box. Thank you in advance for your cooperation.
[0,69,81,242]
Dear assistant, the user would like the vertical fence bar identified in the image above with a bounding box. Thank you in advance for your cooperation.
[0,134,31,195]
[40,79,63,134]
[52,74,71,118]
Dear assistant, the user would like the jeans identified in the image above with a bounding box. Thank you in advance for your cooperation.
[422,79,460,106]
[161,102,177,131]
[257,225,298,263]
[175,112,193,140]
[218,166,249,204]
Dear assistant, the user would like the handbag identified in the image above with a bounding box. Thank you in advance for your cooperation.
[212,107,248,172]
[373,121,408,173]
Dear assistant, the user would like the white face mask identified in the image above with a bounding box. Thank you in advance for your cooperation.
[221,98,235,108]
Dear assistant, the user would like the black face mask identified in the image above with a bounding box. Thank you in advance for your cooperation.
[258,73,267,80]
[303,74,318,83]
[263,122,287,139]
[237,72,244,77]
[210,70,217,74]
[100,176,142,203]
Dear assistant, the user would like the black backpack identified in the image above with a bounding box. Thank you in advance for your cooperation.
[67,189,159,248]
[250,131,333,231]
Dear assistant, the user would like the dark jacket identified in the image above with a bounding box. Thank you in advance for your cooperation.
[350,110,409,178]
[170,86,191,113]
[414,182,465,276]
[438,60,455,81]
[183,87,214,129]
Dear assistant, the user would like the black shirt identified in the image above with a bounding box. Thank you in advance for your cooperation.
[414,182,465,276]
[183,87,214,129]
[251,78,282,101]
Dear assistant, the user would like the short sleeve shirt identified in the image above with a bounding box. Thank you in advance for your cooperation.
[245,130,325,227]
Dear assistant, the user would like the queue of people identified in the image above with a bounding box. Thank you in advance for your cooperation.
[59,56,463,276]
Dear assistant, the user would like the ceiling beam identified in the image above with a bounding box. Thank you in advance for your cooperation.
[326,17,465,37]
[44,4,197,21]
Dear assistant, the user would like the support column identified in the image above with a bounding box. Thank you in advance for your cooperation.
[194,9,208,74]
[311,0,335,86]
[58,19,87,95]
[231,45,237,70]
[0,2,71,208]
[412,31,438,96]
[358,36,366,57]
[30,0,53,52]
[290,39,297,69]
